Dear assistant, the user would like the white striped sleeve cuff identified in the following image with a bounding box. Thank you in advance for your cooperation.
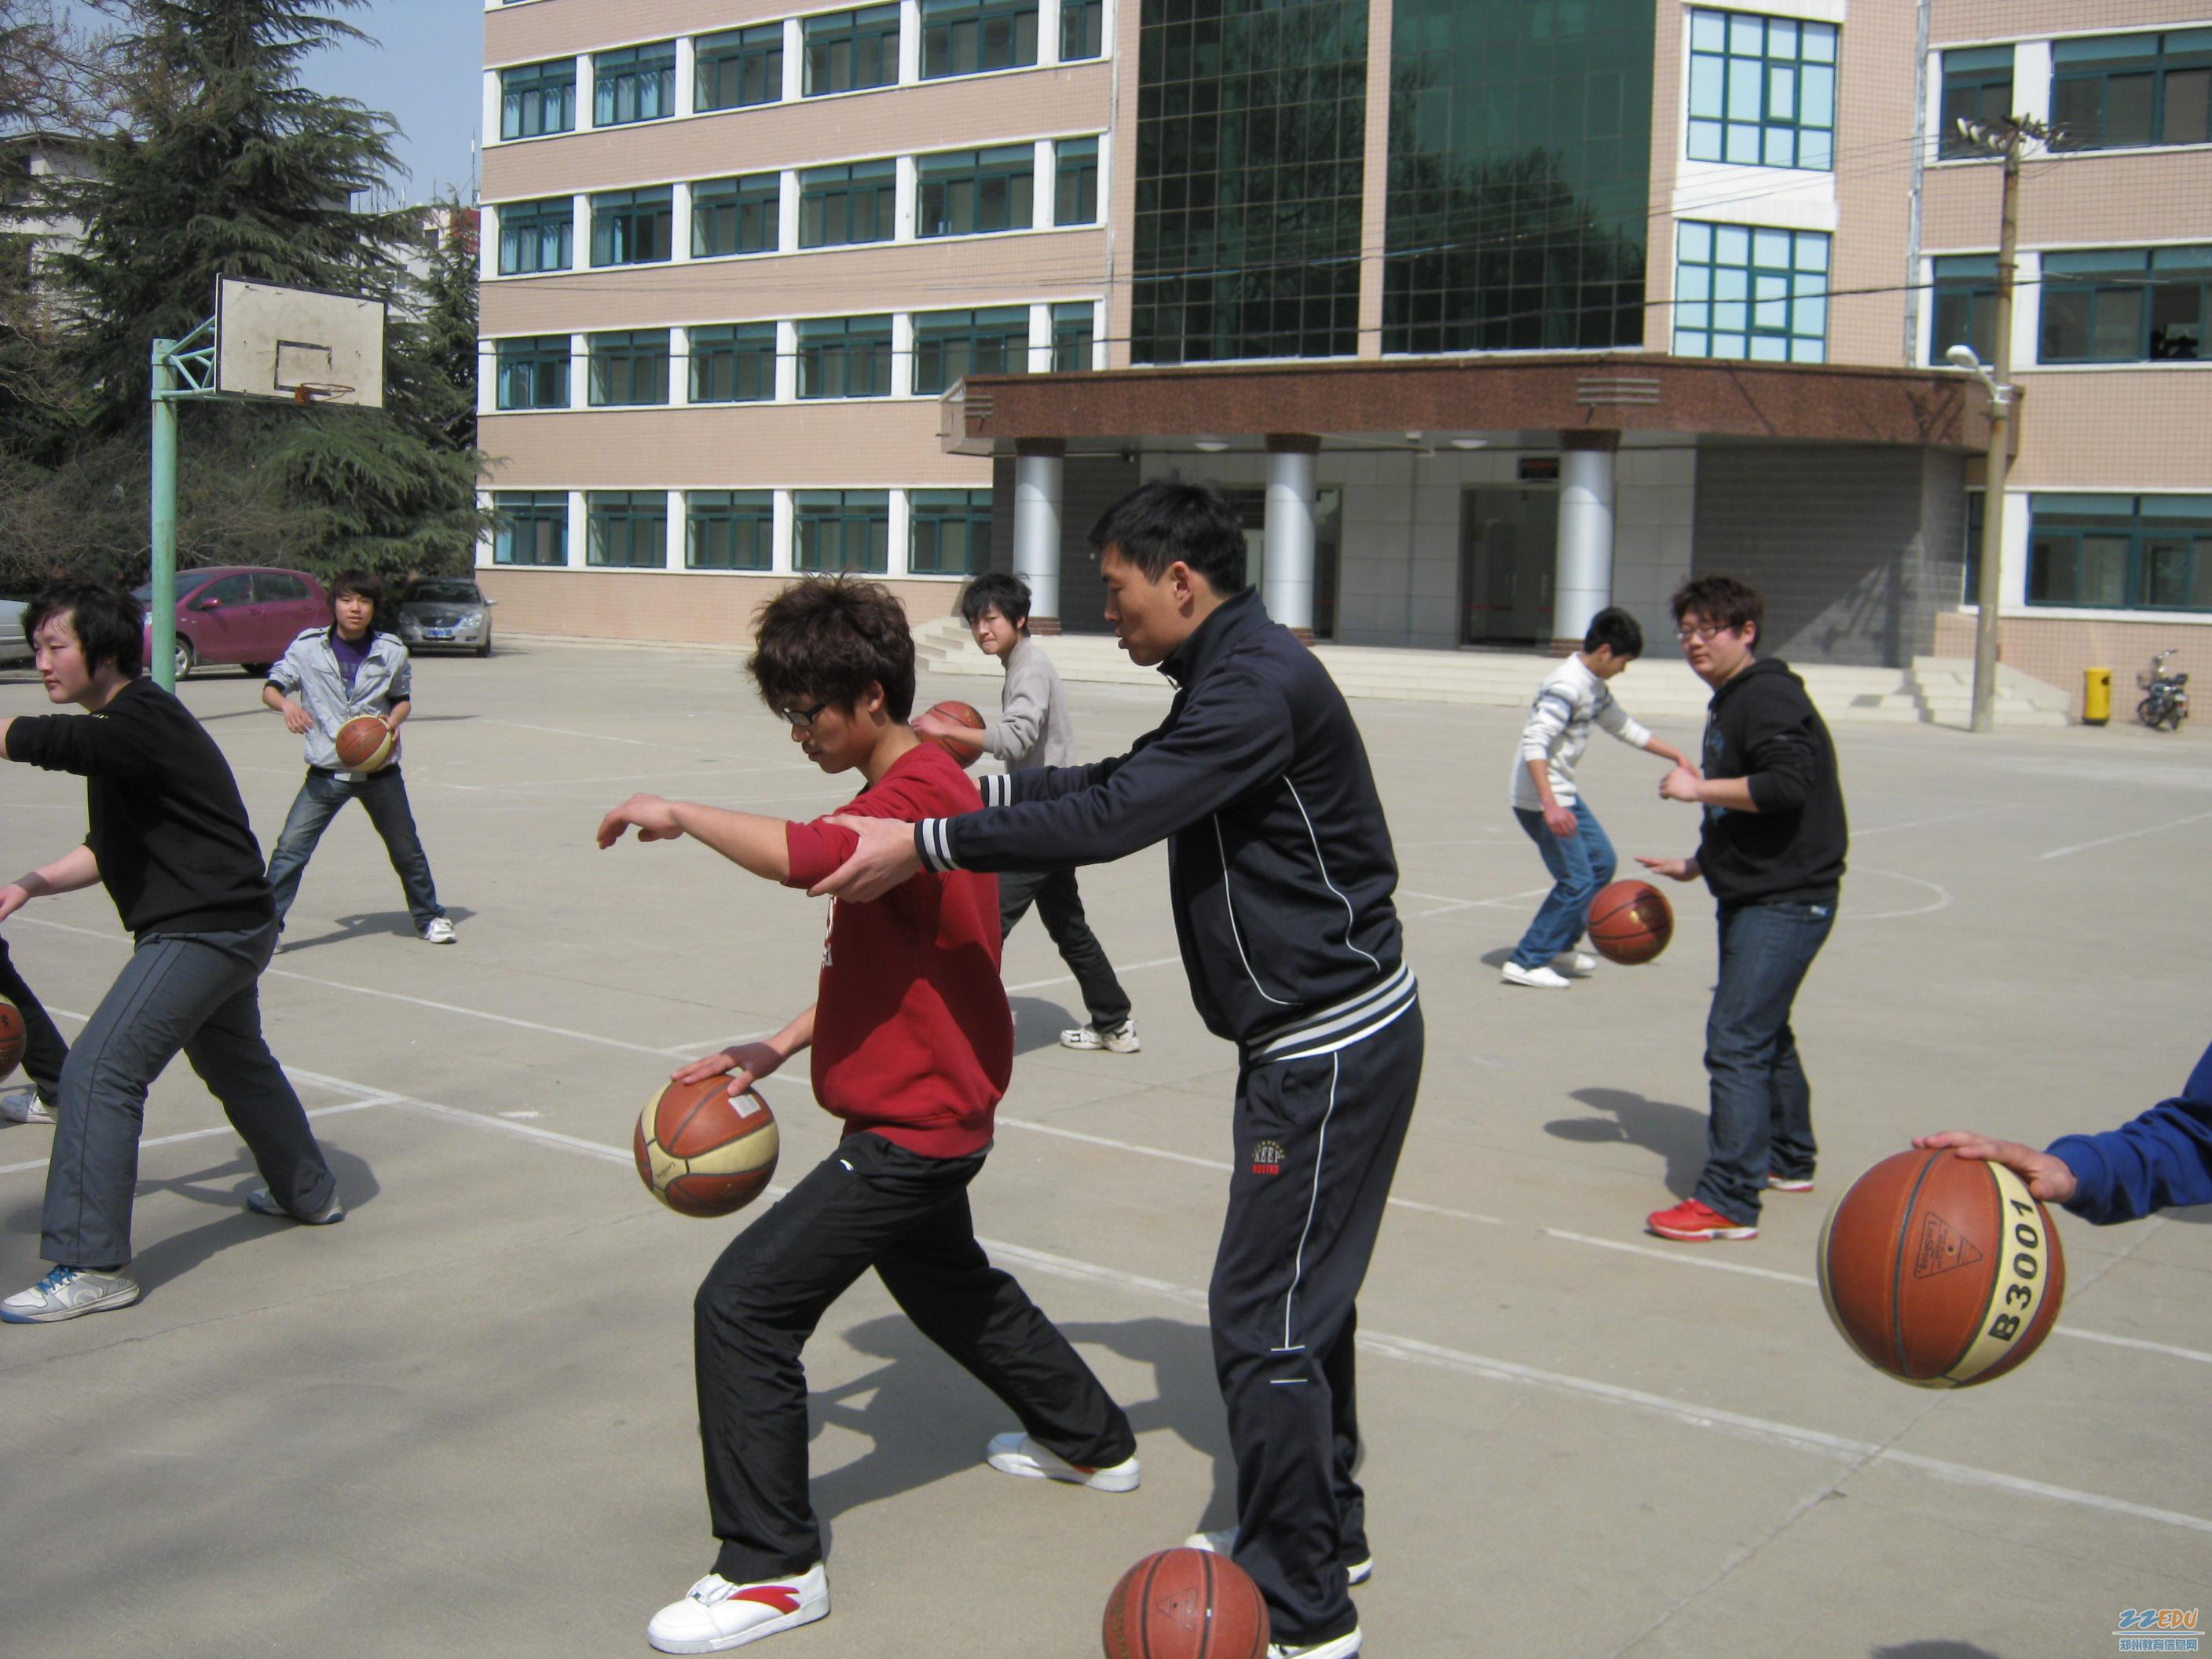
[917,818,961,872]
[980,773,1013,807]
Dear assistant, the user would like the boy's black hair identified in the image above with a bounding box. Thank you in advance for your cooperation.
[1583,607,1643,659]
[958,571,1031,632]
[24,578,145,678]
[1087,478,1250,596]
[330,569,384,607]
[748,576,916,723]
[1668,574,1764,643]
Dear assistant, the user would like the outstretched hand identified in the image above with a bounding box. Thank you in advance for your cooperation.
[1912,1131,2080,1204]
[806,813,921,901]
[672,1041,789,1099]
[1635,855,1698,882]
[597,793,685,849]
[1658,765,1704,804]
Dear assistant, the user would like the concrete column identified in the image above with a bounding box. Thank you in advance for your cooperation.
[782,19,805,101]
[482,70,504,148]
[577,53,597,128]
[1263,436,1320,639]
[1015,441,1065,632]
[665,489,685,570]
[771,489,796,573]
[669,180,693,262]
[1038,0,1063,66]
[1554,434,1617,652]
[898,0,921,83]
[675,36,698,115]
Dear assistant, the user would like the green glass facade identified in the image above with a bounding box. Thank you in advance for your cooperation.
[1130,0,1368,364]
[1383,0,1652,353]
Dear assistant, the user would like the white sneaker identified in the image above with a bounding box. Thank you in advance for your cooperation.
[1501,961,1570,990]
[0,1088,55,1125]
[421,917,456,944]
[1553,951,1599,978]
[646,1564,828,1654]
[1269,1633,1363,1659]
[985,1430,1141,1492]
[1185,1527,1372,1585]
[1060,1018,1140,1053]
[0,1265,141,1324]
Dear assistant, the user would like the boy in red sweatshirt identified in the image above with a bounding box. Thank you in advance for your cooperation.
[597,577,1137,1654]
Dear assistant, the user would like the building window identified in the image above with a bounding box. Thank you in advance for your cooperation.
[697,24,784,112]
[2028,494,2212,610]
[693,175,781,258]
[1051,301,1095,369]
[588,330,672,405]
[493,492,568,565]
[804,6,900,97]
[495,335,571,410]
[797,315,893,398]
[798,160,896,247]
[921,0,1038,78]
[1672,222,1827,362]
[918,146,1035,237]
[592,42,677,126]
[2040,247,2209,363]
[590,187,673,266]
[910,489,993,574]
[500,59,577,140]
[793,489,891,571]
[1054,137,1099,225]
[1929,255,1998,365]
[686,491,775,569]
[2050,31,2212,153]
[911,306,1030,394]
[690,324,778,403]
[497,198,573,274]
[1937,46,2013,156]
[587,492,670,567]
[1062,0,1104,61]
[1685,9,1836,170]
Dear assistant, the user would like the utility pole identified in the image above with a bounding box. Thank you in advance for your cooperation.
[1953,115,2053,734]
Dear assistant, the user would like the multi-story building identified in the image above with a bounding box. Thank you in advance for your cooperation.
[477,0,2209,708]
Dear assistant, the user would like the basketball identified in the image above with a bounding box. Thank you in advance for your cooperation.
[921,701,986,767]
[1818,1148,2066,1388]
[0,999,23,1082]
[334,714,395,772]
[1587,879,1673,965]
[1102,1547,1269,1659]
[634,1076,780,1218]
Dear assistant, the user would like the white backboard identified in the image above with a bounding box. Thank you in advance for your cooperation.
[214,277,386,408]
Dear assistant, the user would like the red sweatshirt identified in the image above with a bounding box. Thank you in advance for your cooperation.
[782,740,1011,1157]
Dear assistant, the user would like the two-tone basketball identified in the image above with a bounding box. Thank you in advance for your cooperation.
[634,1077,780,1218]
[1101,1547,1268,1659]
[334,714,395,772]
[1818,1148,2066,1388]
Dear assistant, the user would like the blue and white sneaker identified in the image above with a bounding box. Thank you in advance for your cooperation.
[0,1088,55,1126]
[646,1563,828,1653]
[1,1265,141,1323]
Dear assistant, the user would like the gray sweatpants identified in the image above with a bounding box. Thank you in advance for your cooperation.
[42,920,335,1270]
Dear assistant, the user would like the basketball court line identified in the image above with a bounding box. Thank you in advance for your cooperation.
[1837,867,1954,922]
[2037,808,2212,862]
[84,1055,2207,1544]
[0,1097,389,1179]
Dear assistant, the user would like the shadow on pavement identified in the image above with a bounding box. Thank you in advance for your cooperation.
[1871,1643,2009,1658]
[1546,1086,1708,1196]
[278,906,477,953]
[131,1141,382,1294]
[1010,996,1079,1055]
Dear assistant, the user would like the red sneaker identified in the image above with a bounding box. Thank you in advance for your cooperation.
[1646,1198,1758,1241]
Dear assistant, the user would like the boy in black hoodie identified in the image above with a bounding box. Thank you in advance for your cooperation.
[1637,575,1847,1242]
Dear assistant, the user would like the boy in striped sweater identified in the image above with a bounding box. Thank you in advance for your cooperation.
[1503,608,1694,990]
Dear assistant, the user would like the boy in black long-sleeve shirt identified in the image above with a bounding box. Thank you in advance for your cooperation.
[1638,574,1848,1242]
[0,581,340,1323]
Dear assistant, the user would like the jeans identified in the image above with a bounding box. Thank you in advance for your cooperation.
[1511,800,1617,967]
[266,768,444,933]
[997,867,1131,1030]
[1695,899,1837,1225]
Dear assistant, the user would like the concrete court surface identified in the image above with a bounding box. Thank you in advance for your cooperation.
[0,639,2206,1659]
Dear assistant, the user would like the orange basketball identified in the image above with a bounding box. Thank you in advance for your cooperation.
[1818,1148,2066,1388]
[1102,1548,1269,1659]
[1587,879,1673,965]
[634,1076,780,1218]
[0,999,24,1083]
[334,714,395,772]
[921,701,985,767]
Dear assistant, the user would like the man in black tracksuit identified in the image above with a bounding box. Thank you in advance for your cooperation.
[818,480,1419,1659]
[1639,573,1848,1243]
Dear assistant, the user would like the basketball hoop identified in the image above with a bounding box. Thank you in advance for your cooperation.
[290,380,356,405]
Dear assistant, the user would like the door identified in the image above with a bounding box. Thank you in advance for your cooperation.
[182,572,255,663]
[1458,489,1558,646]
[253,571,320,659]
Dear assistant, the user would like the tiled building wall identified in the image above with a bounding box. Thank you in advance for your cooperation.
[1935,612,2211,721]
[474,566,961,644]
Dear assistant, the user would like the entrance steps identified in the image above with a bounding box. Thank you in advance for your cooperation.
[917,621,2070,726]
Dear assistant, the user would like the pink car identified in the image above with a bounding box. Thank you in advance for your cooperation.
[136,566,333,680]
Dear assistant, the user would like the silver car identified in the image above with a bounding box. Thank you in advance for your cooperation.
[0,599,27,665]
[394,577,495,657]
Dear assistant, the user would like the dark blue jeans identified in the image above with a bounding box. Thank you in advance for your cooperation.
[266,768,444,933]
[1511,800,1617,967]
[1695,899,1837,1225]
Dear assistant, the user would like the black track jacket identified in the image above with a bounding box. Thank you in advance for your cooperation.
[914,589,1408,1050]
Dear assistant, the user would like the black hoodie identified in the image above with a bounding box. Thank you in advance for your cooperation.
[1695,657,1848,908]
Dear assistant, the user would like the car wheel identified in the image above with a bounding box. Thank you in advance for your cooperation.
[173,639,196,681]
[476,632,492,659]
[242,662,271,678]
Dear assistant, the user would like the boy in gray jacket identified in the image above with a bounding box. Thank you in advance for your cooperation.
[916,573,1136,1052]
